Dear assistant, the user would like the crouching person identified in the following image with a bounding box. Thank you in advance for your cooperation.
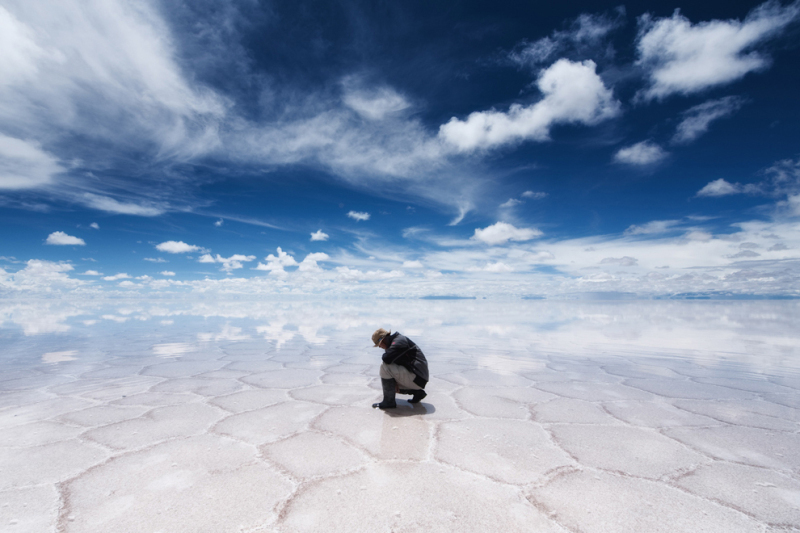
[371,328,428,409]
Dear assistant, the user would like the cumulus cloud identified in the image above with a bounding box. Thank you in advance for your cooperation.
[214,219,223,227]
[103,273,130,281]
[483,261,514,273]
[439,59,620,151]
[499,198,522,208]
[81,270,100,276]
[89,222,99,229]
[255,247,298,275]
[402,260,423,269]
[0,134,63,189]
[298,252,329,272]
[472,222,542,245]
[347,211,370,221]
[160,271,175,276]
[614,141,667,165]
[198,253,256,273]
[310,230,329,241]
[0,259,82,292]
[698,158,800,215]
[45,231,85,245]
[156,241,203,254]
[672,96,745,144]
[144,257,167,263]
[636,2,800,100]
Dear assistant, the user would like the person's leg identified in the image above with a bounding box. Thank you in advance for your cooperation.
[381,363,426,403]
[374,364,397,409]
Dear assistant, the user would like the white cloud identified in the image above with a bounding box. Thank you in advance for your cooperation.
[214,218,223,227]
[521,191,547,199]
[499,198,522,208]
[625,220,681,235]
[342,78,411,120]
[255,247,298,275]
[89,222,99,229]
[198,253,256,273]
[156,241,203,254]
[472,222,542,246]
[696,178,745,197]
[673,96,745,144]
[0,133,63,189]
[402,260,423,269]
[45,231,85,246]
[510,11,624,68]
[103,273,130,281]
[144,257,167,263]
[0,259,83,293]
[439,59,620,151]
[483,261,514,273]
[310,230,329,241]
[347,211,370,221]
[614,141,668,165]
[81,270,100,276]
[160,271,175,276]
[636,2,800,100]
[298,252,330,272]
[82,193,164,216]
[599,256,639,266]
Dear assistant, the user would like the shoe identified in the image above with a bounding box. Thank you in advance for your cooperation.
[408,389,427,403]
[372,378,397,409]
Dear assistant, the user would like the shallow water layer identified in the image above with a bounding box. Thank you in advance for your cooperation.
[1,299,799,532]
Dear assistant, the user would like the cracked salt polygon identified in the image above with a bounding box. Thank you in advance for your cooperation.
[320,372,372,386]
[56,405,150,427]
[676,461,800,526]
[0,440,107,491]
[83,403,223,451]
[529,469,764,533]
[761,391,800,409]
[241,368,322,389]
[672,398,800,430]
[533,380,655,401]
[532,397,622,424]
[436,419,573,484]
[279,462,563,533]
[262,431,366,477]
[623,378,759,400]
[549,424,709,479]
[664,426,800,470]
[0,420,84,447]
[60,435,292,533]
[0,485,59,532]
[693,376,800,394]
[314,406,429,460]
[222,360,284,372]
[437,368,533,387]
[150,377,244,397]
[0,397,94,429]
[141,359,227,378]
[111,391,195,407]
[212,401,326,445]
[207,389,289,413]
[453,387,553,419]
[289,384,376,406]
[601,400,717,428]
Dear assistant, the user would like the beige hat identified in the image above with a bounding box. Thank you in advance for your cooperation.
[372,328,390,347]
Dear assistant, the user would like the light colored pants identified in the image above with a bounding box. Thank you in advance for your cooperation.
[380,363,423,390]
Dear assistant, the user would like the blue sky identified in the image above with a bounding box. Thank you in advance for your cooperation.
[1,0,799,297]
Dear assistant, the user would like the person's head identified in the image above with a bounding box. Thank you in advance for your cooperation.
[372,328,390,348]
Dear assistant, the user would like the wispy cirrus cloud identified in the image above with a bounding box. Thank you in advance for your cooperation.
[672,96,745,144]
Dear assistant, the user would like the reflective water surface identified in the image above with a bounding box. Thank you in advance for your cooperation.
[1,298,799,532]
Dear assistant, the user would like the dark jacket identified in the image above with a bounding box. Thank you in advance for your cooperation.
[381,332,429,388]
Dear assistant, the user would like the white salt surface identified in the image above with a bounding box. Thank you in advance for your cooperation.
[1,298,799,532]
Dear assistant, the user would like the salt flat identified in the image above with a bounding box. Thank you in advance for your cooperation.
[1,298,799,532]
